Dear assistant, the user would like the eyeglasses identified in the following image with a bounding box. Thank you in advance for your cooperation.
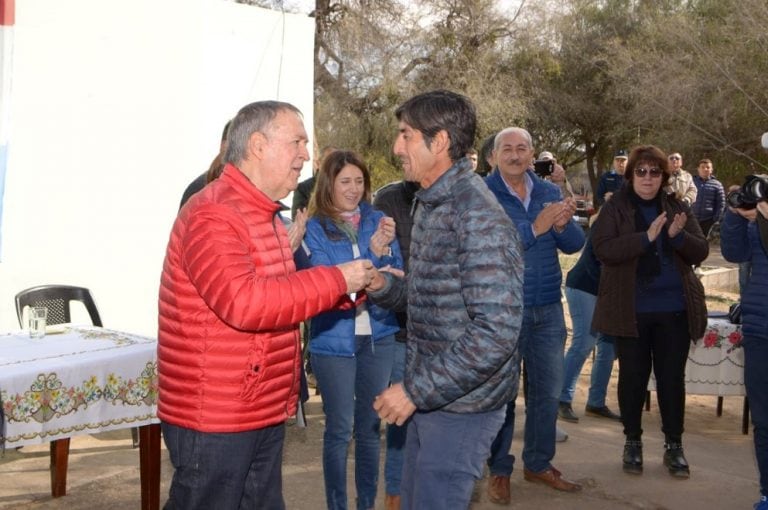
[668,156,681,160]
[634,167,663,178]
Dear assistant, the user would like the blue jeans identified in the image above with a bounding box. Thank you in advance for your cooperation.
[401,409,505,510]
[743,335,768,497]
[311,335,394,510]
[385,340,407,496]
[488,302,566,475]
[560,287,615,407]
[161,421,285,510]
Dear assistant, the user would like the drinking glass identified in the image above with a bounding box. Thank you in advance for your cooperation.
[29,306,47,338]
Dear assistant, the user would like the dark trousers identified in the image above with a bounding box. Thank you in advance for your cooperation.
[161,421,286,510]
[744,336,768,497]
[615,311,690,442]
[697,218,715,238]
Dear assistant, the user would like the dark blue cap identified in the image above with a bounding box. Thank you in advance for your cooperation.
[614,149,628,159]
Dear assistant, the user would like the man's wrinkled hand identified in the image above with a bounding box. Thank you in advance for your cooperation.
[374,383,416,426]
[532,203,560,236]
[553,198,577,229]
[337,259,377,293]
[366,266,404,292]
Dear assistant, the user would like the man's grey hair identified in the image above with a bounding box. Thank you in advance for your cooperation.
[224,101,302,165]
[494,127,533,151]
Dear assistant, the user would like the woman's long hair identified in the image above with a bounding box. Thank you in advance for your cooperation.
[308,150,371,222]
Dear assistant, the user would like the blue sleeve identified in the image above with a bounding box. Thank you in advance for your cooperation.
[720,210,751,263]
[715,184,726,221]
[554,220,586,254]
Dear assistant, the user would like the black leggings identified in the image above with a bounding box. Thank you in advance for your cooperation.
[615,311,690,443]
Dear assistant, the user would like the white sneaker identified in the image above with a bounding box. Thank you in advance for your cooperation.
[556,425,568,442]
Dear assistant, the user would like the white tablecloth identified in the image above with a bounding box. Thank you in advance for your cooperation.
[686,318,744,395]
[0,325,159,447]
[649,318,744,396]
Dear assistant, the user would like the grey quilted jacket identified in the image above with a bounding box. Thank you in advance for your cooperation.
[369,159,524,413]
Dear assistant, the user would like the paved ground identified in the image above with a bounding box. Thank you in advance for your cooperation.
[0,241,755,509]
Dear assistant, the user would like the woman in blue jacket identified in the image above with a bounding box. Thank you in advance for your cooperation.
[305,149,402,510]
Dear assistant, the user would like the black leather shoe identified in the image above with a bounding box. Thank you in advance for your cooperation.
[558,402,579,423]
[585,405,621,421]
[663,443,690,478]
[622,440,643,474]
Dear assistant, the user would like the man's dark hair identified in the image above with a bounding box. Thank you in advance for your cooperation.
[395,90,477,162]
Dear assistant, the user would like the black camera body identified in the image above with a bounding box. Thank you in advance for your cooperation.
[533,159,554,178]
[726,174,768,210]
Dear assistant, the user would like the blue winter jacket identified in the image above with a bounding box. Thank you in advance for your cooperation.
[720,210,768,342]
[692,175,725,223]
[485,170,585,308]
[305,201,402,356]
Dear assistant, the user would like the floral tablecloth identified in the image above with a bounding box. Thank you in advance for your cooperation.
[686,318,744,396]
[0,325,158,447]
[648,318,744,396]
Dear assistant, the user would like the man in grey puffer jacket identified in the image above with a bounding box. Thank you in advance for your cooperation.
[368,89,524,510]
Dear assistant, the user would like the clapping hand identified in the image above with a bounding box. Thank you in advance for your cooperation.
[288,209,308,252]
[370,216,396,257]
[647,212,667,242]
[553,197,577,230]
[532,203,560,236]
[667,212,687,238]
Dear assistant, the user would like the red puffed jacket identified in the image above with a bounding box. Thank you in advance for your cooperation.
[158,164,347,432]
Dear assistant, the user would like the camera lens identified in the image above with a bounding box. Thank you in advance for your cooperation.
[745,175,768,202]
[726,190,756,210]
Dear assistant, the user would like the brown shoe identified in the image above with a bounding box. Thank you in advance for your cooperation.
[523,467,582,492]
[487,474,511,505]
[385,494,401,510]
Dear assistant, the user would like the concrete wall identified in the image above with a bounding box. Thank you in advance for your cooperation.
[0,0,315,335]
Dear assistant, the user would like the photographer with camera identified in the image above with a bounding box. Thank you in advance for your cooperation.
[720,170,768,510]
[537,151,574,199]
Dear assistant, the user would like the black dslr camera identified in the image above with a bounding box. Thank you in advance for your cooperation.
[726,174,768,210]
[533,159,554,178]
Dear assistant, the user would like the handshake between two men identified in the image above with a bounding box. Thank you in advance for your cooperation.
[334,215,398,293]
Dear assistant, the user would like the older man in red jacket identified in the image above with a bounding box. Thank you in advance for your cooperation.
[158,101,377,510]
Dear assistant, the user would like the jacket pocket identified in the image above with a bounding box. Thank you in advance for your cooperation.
[239,346,266,401]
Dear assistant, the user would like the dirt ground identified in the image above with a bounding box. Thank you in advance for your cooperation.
[0,249,758,509]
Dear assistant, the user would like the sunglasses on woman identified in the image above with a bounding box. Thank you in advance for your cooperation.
[634,167,663,178]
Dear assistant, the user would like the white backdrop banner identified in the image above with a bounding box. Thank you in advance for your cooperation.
[0,0,315,335]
